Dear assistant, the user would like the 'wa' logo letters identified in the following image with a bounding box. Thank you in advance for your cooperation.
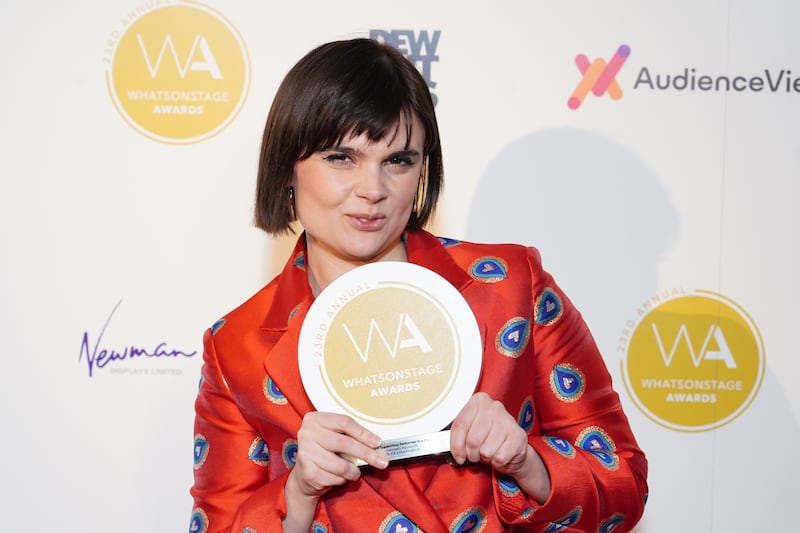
[342,314,433,363]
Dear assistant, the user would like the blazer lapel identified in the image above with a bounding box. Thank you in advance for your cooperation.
[259,240,316,434]
[261,301,316,434]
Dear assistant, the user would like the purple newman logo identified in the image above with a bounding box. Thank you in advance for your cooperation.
[78,300,197,377]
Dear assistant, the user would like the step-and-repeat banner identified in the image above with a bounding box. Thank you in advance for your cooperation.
[2,1,797,531]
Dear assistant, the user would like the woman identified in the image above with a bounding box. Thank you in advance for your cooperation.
[190,38,648,533]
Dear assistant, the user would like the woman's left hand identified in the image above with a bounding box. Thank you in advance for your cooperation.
[449,391,551,502]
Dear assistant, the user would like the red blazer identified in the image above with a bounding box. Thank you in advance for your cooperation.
[190,230,648,533]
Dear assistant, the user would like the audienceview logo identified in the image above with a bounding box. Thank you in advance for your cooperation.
[568,45,631,110]
[619,288,764,432]
[568,43,800,109]
[103,1,250,144]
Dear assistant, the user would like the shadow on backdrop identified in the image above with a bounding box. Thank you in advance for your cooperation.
[464,127,797,531]
[465,127,677,351]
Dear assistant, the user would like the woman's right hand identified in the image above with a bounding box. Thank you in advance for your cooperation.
[282,412,389,532]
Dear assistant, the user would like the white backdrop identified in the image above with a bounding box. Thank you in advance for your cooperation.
[2,1,798,531]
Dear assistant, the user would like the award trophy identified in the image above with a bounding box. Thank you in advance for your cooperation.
[298,261,482,463]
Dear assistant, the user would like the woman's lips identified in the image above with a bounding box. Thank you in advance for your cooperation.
[347,214,386,231]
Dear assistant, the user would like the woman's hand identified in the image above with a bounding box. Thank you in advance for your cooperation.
[282,412,389,532]
[449,392,551,503]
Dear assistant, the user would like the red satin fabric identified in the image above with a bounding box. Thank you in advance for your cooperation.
[190,230,648,533]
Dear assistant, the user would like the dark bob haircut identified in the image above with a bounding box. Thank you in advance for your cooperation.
[254,38,443,235]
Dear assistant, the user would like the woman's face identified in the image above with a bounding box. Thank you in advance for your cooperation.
[292,113,424,289]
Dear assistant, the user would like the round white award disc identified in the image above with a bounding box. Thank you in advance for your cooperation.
[298,261,482,440]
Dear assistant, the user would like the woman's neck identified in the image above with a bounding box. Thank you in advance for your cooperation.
[305,241,408,296]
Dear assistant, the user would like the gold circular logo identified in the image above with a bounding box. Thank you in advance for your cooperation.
[106,2,250,144]
[621,290,764,432]
[323,285,457,422]
[298,262,482,440]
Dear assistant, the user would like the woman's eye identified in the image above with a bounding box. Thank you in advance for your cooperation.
[387,156,413,166]
[323,153,351,164]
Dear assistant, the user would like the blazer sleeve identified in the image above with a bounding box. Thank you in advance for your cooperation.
[494,247,649,532]
[190,328,297,533]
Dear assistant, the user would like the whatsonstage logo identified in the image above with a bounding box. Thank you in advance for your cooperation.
[618,288,764,432]
[78,300,198,378]
[568,43,800,109]
[317,284,457,421]
[298,262,482,441]
[102,0,251,143]
[371,29,441,106]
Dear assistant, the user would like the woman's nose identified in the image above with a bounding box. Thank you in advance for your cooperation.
[353,165,388,201]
